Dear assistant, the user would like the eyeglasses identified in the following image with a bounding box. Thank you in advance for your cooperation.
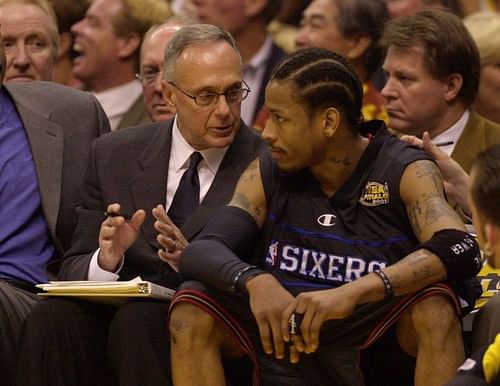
[135,69,161,85]
[167,81,251,106]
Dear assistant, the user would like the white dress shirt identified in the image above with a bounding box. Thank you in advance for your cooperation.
[93,80,143,131]
[241,36,274,125]
[431,109,470,156]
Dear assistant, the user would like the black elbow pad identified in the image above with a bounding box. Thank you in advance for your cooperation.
[417,229,482,281]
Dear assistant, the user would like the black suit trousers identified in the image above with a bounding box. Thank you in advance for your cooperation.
[16,298,171,386]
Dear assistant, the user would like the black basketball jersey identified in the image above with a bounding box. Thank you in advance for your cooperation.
[257,123,433,295]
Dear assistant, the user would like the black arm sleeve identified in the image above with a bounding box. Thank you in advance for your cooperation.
[179,206,265,293]
[417,229,482,281]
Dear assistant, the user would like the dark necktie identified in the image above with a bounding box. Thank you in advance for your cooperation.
[168,151,203,227]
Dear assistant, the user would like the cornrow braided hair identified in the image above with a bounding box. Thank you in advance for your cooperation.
[270,48,364,131]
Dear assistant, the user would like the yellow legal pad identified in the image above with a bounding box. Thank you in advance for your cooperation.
[36,277,175,305]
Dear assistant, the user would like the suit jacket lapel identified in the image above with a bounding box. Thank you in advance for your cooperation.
[130,121,172,248]
[6,86,63,238]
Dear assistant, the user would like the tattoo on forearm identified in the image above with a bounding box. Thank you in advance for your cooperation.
[408,250,433,284]
[412,265,432,283]
[408,250,429,265]
[390,272,403,290]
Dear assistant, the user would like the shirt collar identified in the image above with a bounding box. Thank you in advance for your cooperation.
[171,116,229,174]
[431,109,470,155]
[244,35,274,73]
[93,80,143,121]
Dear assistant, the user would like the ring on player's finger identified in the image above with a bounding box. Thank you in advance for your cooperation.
[165,240,175,253]
[288,312,304,335]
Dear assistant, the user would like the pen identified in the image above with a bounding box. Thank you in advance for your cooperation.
[435,141,454,147]
[104,211,133,221]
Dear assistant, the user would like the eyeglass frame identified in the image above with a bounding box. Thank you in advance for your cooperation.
[167,80,251,107]
[135,68,162,85]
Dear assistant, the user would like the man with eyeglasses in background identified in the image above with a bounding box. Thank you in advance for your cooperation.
[17,24,266,386]
[137,16,194,122]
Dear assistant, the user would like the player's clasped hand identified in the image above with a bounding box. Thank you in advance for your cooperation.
[282,287,359,356]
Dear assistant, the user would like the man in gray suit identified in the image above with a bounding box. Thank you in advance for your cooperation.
[17,24,266,386]
[0,33,110,385]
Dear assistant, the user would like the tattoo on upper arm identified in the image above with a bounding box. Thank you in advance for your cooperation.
[240,161,259,183]
[413,161,442,193]
[231,192,262,222]
[407,161,460,236]
[232,192,251,211]
[408,201,423,239]
[422,192,459,226]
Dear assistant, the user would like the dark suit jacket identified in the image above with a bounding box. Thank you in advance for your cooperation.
[251,42,286,123]
[58,119,266,287]
[3,81,110,277]
[117,94,151,131]
[452,110,500,174]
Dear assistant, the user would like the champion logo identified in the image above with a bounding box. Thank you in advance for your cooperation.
[317,214,336,227]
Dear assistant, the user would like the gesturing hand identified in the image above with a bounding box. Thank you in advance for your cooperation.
[98,203,145,272]
[152,204,188,272]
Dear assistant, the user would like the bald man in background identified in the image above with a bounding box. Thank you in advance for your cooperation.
[138,16,194,122]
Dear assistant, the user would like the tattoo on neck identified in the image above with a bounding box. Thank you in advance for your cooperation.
[329,156,352,166]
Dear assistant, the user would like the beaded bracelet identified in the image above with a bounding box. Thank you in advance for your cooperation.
[374,270,395,299]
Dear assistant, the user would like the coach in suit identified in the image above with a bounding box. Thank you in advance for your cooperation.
[0,38,110,385]
[17,24,266,386]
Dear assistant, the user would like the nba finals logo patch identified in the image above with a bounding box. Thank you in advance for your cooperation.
[359,181,390,206]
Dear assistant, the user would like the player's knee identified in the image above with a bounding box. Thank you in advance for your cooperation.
[411,295,461,345]
[169,303,218,348]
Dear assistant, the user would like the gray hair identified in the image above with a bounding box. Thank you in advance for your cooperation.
[0,0,59,58]
[162,23,241,80]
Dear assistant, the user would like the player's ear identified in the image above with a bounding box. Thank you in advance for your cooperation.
[323,107,340,138]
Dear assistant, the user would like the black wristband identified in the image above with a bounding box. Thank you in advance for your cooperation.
[231,266,265,294]
[374,270,395,299]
